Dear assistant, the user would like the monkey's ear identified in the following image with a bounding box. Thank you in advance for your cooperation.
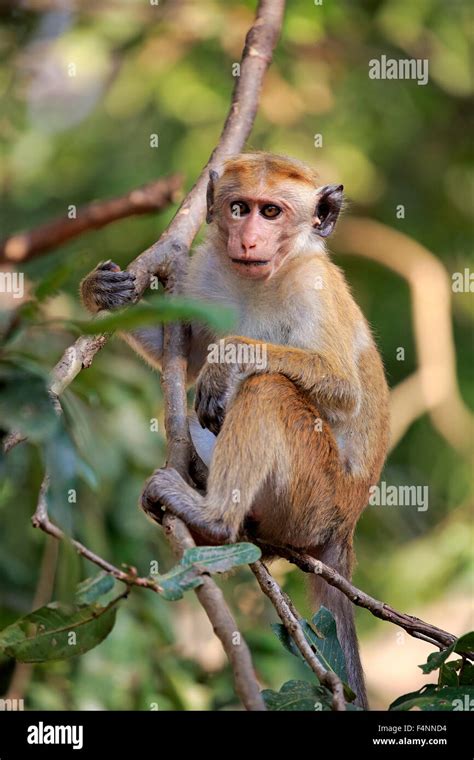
[313,184,344,237]
[206,170,219,224]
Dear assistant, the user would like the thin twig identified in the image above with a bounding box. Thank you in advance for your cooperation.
[261,543,460,652]
[32,468,266,710]
[32,474,161,593]
[0,176,183,264]
[251,560,346,711]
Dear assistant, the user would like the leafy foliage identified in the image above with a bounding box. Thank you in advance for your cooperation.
[389,632,474,711]
[0,543,261,665]
[155,544,261,601]
[272,606,354,700]
[76,296,236,335]
[270,607,474,712]
[390,685,474,712]
[268,607,357,709]
[418,631,474,674]
[0,600,120,663]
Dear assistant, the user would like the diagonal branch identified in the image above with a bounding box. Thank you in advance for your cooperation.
[32,471,266,709]
[259,542,460,652]
[32,474,160,592]
[251,560,346,710]
[0,176,182,264]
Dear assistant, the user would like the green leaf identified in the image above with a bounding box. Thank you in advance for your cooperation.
[273,607,348,682]
[390,685,474,712]
[454,631,474,656]
[272,607,356,702]
[75,297,236,335]
[439,661,459,687]
[156,543,261,601]
[262,680,334,711]
[419,632,474,675]
[310,607,349,683]
[460,661,474,686]
[76,574,115,604]
[389,685,438,711]
[419,645,454,674]
[0,599,120,662]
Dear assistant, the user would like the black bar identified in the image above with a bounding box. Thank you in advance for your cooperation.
[0,709,471,757]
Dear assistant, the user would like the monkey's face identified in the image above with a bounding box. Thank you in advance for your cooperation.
[207,154,345,281]
[223,196,295,280]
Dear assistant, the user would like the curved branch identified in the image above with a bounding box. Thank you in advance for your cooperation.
[0,176,183,264]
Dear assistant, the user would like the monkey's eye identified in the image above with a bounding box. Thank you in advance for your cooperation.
[260,204,282,219]
[230,201,250,218]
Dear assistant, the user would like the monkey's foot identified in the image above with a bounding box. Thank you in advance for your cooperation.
[140,467,230,543]
[140,467,181,521]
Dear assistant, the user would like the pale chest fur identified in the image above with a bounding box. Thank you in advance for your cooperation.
[186,247,326,351]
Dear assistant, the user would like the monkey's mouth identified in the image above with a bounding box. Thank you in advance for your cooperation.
[230,258,273,279]
[231,258,270,267]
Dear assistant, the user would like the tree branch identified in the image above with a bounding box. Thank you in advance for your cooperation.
[259,543,461,652]
[136,0,287,709]
[32,472,266,709]
[251,560,346,710]
[162,514,265,711]
[0,176,183,264]
[32,475,161,592]
[31,0,286,397]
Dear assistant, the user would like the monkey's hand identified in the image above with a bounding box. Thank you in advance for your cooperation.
[80,260,137,313]
[194,361,240,435]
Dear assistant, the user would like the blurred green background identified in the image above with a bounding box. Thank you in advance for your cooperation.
[0,0,472,710]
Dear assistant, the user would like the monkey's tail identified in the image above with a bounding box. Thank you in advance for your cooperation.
[308,539,369,710]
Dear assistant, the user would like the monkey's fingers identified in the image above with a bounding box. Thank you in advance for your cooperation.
[84,270,137,311]
[194,389,224,436]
